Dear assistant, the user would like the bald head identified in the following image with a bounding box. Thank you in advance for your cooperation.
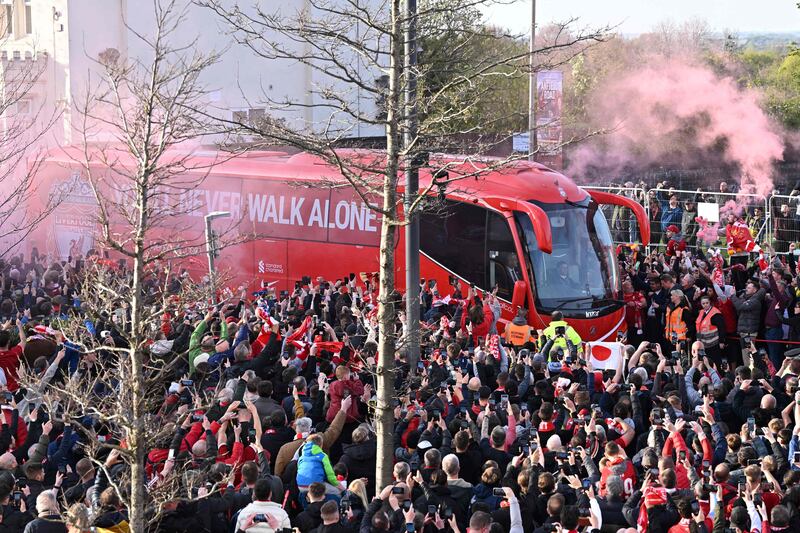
[761,394,776,410]
[546,434,562,452]
[691,341,704,357]
[714,463,730,483]
[468,377,481,392]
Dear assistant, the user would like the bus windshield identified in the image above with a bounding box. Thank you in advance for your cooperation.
[515,199,620,315]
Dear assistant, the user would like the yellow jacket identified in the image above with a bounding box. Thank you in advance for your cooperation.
[541,320,583,356]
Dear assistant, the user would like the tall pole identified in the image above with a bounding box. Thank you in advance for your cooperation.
[404,0,421,373]
[204,215,217,306]
[528,0,537,161]
[204,211,229,306]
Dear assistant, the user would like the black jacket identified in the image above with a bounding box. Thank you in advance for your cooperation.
[296,500,325,532]
[311,523,357,533]
[454,445,483,486]
[0,503,33,533]
[22,515,66,533]
[340,439,377,498]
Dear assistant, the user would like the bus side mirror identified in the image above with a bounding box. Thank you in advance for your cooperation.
[512,280,527,313]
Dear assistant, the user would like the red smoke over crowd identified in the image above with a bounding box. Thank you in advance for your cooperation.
[567,58,786,195]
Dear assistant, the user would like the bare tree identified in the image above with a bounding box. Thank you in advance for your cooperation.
[198,0,609,487]
[17,1,230,530]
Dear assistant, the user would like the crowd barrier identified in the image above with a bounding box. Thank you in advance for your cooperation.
[582,185,793,254]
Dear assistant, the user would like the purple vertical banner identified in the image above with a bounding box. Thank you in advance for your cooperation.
[536,70,563,170]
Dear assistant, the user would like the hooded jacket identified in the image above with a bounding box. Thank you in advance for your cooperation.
[339,438,377,497]
[325,378,364,423]
[731,287,766,334]
[296,442,338,487]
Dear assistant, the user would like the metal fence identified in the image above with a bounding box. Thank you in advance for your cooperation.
[583,186,648,248]
[769,194,800,253]
[581,185,791,255]
[646,188,769,252]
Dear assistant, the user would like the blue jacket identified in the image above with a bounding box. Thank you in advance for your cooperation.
[658,192,683,232]
[296,441,338,487]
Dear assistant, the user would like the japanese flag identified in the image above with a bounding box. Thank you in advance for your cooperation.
[587,342,623,370]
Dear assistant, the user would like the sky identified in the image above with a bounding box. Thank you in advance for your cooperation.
[484,0,800,36]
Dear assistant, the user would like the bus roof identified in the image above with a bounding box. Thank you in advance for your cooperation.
[39,146,589,205]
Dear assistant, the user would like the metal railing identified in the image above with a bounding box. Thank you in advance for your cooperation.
[582,186,649,248]
[579,185,800,255]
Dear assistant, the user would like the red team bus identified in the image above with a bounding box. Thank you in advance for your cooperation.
[28,148,648,341]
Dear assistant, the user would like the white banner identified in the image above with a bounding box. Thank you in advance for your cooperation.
[697,202,720,223]
[587,342,623,370]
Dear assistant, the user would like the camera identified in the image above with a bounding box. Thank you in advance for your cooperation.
[556,451,569,460]
[578,508,591,518]
[555,326,566,336]
[391,486,405,495]
[180,379,193,387]
[492,487,506,497]
[427,504,438,516]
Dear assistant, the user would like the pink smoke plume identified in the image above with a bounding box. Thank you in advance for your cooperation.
[694,217,720,245]
[568,58,784,196]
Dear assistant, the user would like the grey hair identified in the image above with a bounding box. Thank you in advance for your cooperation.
[218,388,234,403]
[606,475,624,498]
[442,454,460,476]
[295,417,312,434]
[36,490,58,515]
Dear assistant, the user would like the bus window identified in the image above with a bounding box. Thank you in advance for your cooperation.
[486,210,519,300]
[420,200,486,288]
[514,201,619,316]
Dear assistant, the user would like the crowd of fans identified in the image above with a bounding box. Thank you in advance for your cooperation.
[3,209,800,533]
[605,179,800,253]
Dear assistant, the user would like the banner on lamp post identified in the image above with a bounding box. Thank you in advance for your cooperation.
[536,70,563,170]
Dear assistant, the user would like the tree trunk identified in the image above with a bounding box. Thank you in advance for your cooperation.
[374,0,403,490]
[127,254,147,532]
[127,178,148,532]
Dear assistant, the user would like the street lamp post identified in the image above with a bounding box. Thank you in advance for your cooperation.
[204,211,230,306]
[404,0,421,373]
[528,0,537,161]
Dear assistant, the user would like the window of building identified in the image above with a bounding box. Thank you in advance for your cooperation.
[0,0,11,37]
[14,99,30,115]
[24,0,30,34]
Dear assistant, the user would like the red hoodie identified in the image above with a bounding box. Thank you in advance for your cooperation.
[599,455,637,498]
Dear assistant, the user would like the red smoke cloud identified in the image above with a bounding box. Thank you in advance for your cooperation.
[567,58,784,196]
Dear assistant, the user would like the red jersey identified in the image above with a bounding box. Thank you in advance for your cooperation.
[0,345,22,391]
[727,221,760,254]
[623,291,645,332]
[600,456,637,498]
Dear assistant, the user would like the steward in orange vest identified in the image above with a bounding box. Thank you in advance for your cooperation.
[504,308,533,347]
